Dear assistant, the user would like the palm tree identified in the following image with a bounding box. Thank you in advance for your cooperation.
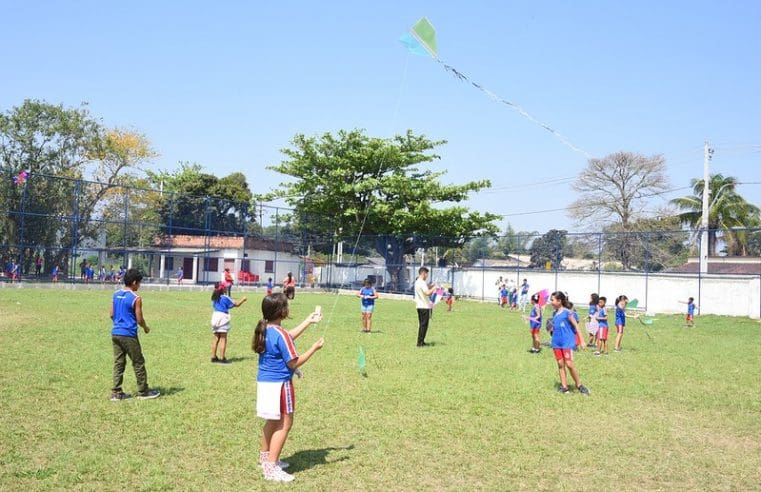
[671,174,760,256]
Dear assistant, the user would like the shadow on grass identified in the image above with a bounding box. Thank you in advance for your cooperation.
[222,356,254,363]
[285,444,355,472]
[153,386,184,396]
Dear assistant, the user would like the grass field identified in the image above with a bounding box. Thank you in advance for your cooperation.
[1,287,760,491]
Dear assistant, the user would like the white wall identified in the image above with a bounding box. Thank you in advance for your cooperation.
[452,268,761,318]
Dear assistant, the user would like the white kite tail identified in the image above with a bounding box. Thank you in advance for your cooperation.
[435,58,591,159]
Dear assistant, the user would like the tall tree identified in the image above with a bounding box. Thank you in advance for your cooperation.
[670,174,760,256]
[570,152,669,228]
[147,163,255,236]
[495,223,534,257]
[0,100,143,272]
[529,229,568,268]
[268,129,500,289]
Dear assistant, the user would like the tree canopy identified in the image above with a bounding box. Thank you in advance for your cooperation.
[0,100,152,272]
[671,174,760,256]
[269,129,500,288]
[147,163,254,235]
[570,151,669,228]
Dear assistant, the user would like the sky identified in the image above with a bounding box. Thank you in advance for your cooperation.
[2,1,760,232]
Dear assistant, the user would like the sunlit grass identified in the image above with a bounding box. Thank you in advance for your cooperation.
[0,288,759,491]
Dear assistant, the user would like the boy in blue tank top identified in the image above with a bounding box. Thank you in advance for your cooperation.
[110,269,160,401]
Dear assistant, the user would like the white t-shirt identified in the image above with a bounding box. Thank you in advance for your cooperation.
[414,278,431,309]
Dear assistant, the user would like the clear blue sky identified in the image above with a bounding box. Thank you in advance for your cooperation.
[2,1,760,232]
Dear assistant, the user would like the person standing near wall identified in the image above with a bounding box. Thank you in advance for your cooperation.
[414,267,436,347]
[283,272,296,300]
[224,267,234,296]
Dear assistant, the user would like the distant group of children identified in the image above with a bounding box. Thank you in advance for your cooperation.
[496,278,530,311]
[522,288,699,395]
[80,261,125,284]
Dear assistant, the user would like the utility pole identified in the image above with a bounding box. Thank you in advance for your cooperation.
[699,141,713,275]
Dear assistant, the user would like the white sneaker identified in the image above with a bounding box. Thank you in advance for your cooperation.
[260,459,290,469]
[263,464,295,482]
[259,452,289,469]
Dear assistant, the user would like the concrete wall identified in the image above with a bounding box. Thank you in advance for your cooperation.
[452,268,761,318]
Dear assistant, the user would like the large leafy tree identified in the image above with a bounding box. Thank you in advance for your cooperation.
[671,174,760,256]
[268,129,500,289]
[0,100,145,273]
[147,163,255,236]
[529,229,568,268]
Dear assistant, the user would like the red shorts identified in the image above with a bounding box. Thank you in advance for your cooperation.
[266,288,272,295]
[616,324,624,334]
[446,297,453,306]
[553,348,573,361]
[531,328,540,335]
[598,327,609,341]
[501,296,507,304]
[280,380,295,415]
[686,314,693,321]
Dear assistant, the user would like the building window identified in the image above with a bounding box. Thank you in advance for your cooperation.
[265,260,274,273]
[241,259,250,272]
[204,257,219,272]
[165,256,174,271]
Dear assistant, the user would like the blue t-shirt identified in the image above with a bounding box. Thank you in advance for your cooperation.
[360,287,376,307]
[687,303,695,315]
[615,306,626,326]
[572,311,580,323]
[500,288,508,298]
[52,266,59,276]
[552,309,577,349]
[521,283,529,295]
[112,289,139,337]
[177,269,183,278]
[588,304,597,317]
[213,295,235,314]
[597,307,609,327]
[266,280,273,290]
[257,325,299,382]
[529,305,542,329]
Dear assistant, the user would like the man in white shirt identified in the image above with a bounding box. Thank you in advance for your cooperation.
[414,267,436,347]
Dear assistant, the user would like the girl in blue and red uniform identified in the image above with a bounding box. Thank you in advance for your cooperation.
[550,291,590,395]
[594,296,609,356]
[614,295,637,352]
[253,294,324,482]
[679,297,696,327]
[525,293,542,353]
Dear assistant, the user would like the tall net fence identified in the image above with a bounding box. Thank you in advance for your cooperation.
[2,172,760,317]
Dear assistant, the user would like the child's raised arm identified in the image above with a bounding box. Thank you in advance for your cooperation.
[233,297,247,308]
[288,310,322,340]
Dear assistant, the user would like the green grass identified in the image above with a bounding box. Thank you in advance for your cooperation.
[1,288,760,491]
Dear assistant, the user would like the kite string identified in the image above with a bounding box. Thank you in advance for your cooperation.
[318,53,410,338]
[436,59,591,158]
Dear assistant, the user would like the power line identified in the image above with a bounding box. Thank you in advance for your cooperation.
[499,185,693,218]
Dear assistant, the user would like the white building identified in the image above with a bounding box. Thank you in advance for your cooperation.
[150,235,302,285]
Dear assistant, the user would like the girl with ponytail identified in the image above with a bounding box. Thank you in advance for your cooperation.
[253,293,324,482]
